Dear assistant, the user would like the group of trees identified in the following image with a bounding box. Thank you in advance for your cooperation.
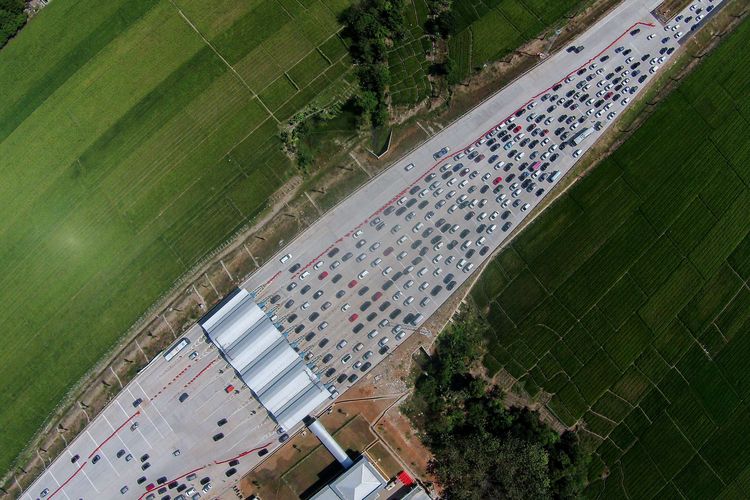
[0,0,26,50]
[425,0,458,38]
[341,0,406,127]
[407,309,589,499]
[424,0,464,85]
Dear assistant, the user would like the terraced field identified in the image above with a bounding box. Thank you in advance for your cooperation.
[473,17,750,498]
[0,0,357,473]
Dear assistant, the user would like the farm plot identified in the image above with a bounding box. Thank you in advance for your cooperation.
[389,0,433,106]
[0,0,354,474]
[472,17,750,498]
[447,0,585,77]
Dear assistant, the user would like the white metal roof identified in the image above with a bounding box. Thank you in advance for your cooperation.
[201,289,331,431]
[310,457,387,500]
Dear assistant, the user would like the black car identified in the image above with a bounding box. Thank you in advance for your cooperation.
[337,374,348,384]
[229,459,239,467]
[179,392,188,403]
[213,433,224,441]
[259,449,269,457]
[218,418,228,426]
[599,54,609,62]
[226,468,237,477]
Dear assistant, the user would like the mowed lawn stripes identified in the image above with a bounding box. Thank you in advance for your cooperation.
[472,17,750,499]
[0,0,354,474]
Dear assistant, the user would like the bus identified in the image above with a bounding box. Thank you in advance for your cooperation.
[164,338,190,362]
[572,127,594,145]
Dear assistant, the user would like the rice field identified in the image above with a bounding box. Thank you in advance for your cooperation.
[473,17,750,498]
[0,0,356,474]
[448,0,585,80]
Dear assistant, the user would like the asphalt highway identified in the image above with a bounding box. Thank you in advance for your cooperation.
[21,0,725,497]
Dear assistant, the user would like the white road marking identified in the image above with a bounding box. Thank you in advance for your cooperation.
[47,470,71,500]
[84,429,120,479]
[122,393,164,440]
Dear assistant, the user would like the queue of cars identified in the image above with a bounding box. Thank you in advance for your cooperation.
[261,15,712,395]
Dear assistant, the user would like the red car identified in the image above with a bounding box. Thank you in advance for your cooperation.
[513,125,522,133]
[349,313,359,322]
[492,176,503,185]
[540,129,549,136]
[348,279,357,288]
[318,271,328,280]
[372,291,382,301]
[605,91,613,99]
[225,385,234,393]
[147,484,155,492]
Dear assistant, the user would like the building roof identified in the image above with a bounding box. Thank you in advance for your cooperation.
[311,457,387,500]
[201,289,330,431]
[400,486,432,500]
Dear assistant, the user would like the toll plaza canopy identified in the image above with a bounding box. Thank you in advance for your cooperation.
[201,288,330,431]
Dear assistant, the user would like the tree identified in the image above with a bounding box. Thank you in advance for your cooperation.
[407,306,591,499]
[0,0,26,49]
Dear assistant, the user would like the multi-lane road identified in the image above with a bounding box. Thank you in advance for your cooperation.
[21,0,725,498]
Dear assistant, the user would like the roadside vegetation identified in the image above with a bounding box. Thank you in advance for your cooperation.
[407,308,589,499]
[471,13,750,498]
[342,0,406,127]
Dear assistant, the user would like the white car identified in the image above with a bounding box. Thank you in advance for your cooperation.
[572,149,582,158]
[358,270,369,279]
[490,211,499,220]
[280,253,291,264]
[341,303,350,312]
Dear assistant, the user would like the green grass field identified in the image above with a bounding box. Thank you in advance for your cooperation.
[473,17,750,498]
[0,0,356,474]
[448,0,584,80]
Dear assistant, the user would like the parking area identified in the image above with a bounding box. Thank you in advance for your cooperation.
[23,325,282,500]
[21,0,726,498]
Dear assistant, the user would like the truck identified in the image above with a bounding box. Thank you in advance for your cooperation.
[571,127,594,145]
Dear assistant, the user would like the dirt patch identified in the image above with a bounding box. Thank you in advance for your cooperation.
[653,0,693,23]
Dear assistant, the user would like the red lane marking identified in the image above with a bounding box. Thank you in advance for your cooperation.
[48,461,88,499]
[284,21,656,282]
[87,411,140,459]
[136,466,206,500]
[184,358,217,387]
[213,442,273,465]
